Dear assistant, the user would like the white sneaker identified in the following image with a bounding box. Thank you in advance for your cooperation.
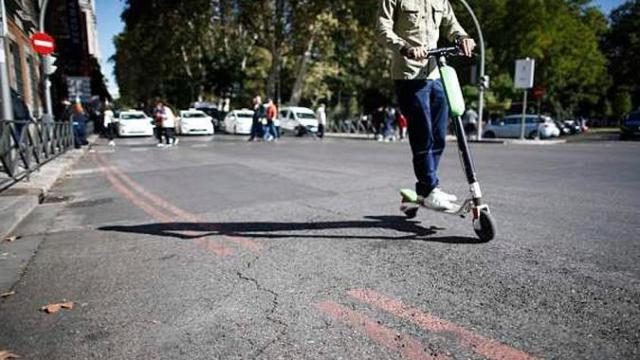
[157,143,165,148]
[431,188,457,202]
[422,190,458,212]
[108,140,115,146]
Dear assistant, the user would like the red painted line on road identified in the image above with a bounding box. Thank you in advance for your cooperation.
[314,301,447,360]
[93,153,234,257]
[347,289,538,360]
[94,155,172,223]
[103,157,262,254]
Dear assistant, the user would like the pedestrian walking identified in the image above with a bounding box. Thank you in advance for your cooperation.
[316,103,327,139]
[153,102,165,146]
[372,106,385,141]
[103,104,116,146]
[378,0,476,211]
[383,106,397,142]
[71,102,89,149]
[396,108,408,141]
[161,103,178,146]
[249,96,264,142]
[264,98,278,142]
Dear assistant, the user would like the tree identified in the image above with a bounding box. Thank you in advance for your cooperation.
[604,0,640,109]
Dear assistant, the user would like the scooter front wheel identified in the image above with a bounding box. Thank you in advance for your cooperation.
[474,210,496,242]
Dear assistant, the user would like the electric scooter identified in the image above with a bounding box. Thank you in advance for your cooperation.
[399,45,496,242]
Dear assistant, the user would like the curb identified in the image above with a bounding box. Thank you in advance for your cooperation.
[0,135,97,240]
[325,133,566,145]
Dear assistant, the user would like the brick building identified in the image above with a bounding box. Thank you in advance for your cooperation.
[4,0,43,117]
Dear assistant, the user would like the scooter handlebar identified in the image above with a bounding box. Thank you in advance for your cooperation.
[427,46,464,58]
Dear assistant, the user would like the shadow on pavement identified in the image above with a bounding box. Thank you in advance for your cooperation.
[99,216,481,244]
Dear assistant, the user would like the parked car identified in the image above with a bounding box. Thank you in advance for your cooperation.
[223,109,254,135]
[117,110,154,137]
[176,109,214,135]
[196,106,225,130]
[279,106,318,136]
[563,120,582,135]
[554,119,571,136]
[621,111,640,140]
[483,115,560,139]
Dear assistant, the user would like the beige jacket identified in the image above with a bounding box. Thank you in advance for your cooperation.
[377,0,468,80]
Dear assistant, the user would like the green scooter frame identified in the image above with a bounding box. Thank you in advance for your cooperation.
[400,47,496,242]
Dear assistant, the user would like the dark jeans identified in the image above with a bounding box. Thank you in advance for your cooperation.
[164,127,175,144]
[106,123,116,141]
[155,126,163,143]
[249,120,261,140]
[318,124,325,138]
[395,79,449,197]
[73,121,88,149]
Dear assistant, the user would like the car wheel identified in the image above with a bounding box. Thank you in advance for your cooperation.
[528,131,539,139]
[484,131,496,139]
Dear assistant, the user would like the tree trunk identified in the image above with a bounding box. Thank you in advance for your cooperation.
[288,34,315,106]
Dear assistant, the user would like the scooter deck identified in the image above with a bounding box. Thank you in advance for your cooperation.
[400,189,461,214]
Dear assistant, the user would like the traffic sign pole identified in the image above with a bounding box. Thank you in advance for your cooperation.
[520,90,528,140]
[514,58,535,140]
[39,0,53,121]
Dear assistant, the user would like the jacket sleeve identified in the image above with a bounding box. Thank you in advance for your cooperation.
[442,0,469,42]
[377,0,406,53]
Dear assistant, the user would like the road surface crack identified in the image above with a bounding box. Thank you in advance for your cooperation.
[236,270,288,359]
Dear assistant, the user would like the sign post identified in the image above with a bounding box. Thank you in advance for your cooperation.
[30,32,55,55]
[30,32,56,121]
[515,58,535,140]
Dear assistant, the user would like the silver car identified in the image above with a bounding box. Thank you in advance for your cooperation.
[483,115,559,139]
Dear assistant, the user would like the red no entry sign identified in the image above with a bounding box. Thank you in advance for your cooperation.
[30,32,55,55]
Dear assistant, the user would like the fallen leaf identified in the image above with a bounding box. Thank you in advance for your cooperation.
[40,301,74,314]
[61,302,74,310]
[0,291,15,298]
[40,304,62,313]
[0,350,19,359]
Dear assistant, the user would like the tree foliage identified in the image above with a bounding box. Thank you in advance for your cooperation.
[112,0,631,120]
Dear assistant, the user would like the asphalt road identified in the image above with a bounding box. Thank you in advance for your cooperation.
[1,134,639,359]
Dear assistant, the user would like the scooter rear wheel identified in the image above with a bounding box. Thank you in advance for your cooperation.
[474,210,496,242]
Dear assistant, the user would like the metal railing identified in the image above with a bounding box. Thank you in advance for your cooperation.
[0,120,74,192]
[326,119,378,136]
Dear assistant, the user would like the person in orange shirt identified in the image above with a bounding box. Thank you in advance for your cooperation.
[264,98,279,141]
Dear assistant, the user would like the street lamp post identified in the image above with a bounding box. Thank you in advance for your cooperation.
[39,0,53,121]
[0,0,13,120]
[458,0,485,140]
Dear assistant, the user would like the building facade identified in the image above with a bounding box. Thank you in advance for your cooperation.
[4,0,43,117]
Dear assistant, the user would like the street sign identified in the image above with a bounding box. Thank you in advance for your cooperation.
[532,85,545,100]
[514,58,535,89]
[31,32,56,55]
[67,76,92,102]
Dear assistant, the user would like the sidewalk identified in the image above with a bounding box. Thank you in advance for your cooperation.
[0,136,96,240]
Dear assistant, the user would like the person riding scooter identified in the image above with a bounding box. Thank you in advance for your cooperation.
[377,0,476,212]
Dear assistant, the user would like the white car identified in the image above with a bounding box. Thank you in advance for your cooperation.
[223,109,254,135]
[279,106,318,136]
[117,110,154,137]
[177,109,214,135]
[483,115,560,139]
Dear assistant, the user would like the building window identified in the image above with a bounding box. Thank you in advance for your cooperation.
[9,41,24,96]
[27,55,38,114]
